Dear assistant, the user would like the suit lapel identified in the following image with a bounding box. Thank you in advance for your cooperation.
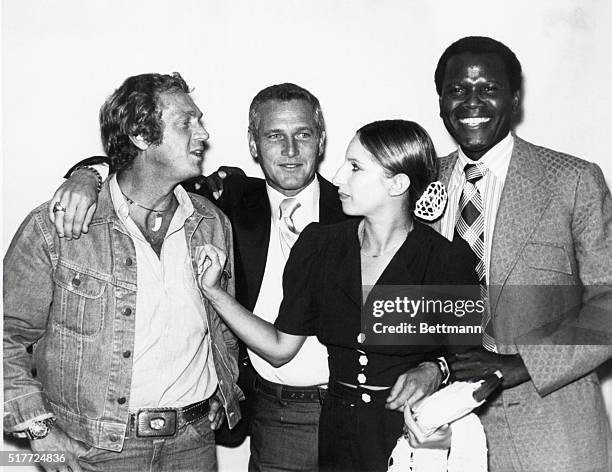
[233,174,345,310]
[317,175,362,306]
[438,154,458,187]
[489,136,553,313]
[318,174,346,224]
[232,182,271,310]
[431,153,459,233]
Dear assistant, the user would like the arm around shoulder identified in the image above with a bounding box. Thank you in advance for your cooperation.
[49,156,110,239]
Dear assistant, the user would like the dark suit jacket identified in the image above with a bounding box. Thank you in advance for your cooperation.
[434,135,612,471]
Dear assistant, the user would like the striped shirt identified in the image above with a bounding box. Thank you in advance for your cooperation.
[439,133,514,281]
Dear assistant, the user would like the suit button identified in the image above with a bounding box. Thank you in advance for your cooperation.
[123,351,131,358]
[117,397,126,405]
[125,257,133,266]
[123,308,132,316]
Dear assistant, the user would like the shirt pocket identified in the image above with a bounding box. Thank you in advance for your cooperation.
[52,263,108,337]
[524,242,572,275]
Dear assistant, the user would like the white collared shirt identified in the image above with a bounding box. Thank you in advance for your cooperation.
[250,177,330,386]
[439,133,514,281]
[109,175,218,408]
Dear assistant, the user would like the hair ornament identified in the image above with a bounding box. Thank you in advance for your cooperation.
[414,181,447,221]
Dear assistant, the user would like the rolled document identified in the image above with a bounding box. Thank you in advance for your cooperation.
[414,370,502,436]
[387,371,502,472]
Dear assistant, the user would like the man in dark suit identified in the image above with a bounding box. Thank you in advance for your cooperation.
[47,83,443,471]
[408,36,612,472]
[195,84,344,472]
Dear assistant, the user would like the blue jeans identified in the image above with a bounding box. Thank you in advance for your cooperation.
[77,416,217,472]
[248,381,322,472]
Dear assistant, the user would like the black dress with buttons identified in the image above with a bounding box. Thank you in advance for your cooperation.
[275,218,478,472]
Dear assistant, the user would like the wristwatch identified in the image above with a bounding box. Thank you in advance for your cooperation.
[417,357,451,388]
[13,418,55,440]
[434,356,451,387]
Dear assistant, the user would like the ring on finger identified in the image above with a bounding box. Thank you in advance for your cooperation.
[53,202,66,213]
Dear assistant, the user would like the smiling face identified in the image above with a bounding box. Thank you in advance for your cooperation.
[143,91,209,182]
[332,135,394,217]
[249,99,324,197]
[439,52,520,160]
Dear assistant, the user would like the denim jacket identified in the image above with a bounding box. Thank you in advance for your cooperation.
[3,182,242,451]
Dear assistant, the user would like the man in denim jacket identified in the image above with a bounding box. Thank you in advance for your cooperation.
[4,72,242,472]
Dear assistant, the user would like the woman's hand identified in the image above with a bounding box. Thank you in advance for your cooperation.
[403,401,452,450]
[197,244,227,297]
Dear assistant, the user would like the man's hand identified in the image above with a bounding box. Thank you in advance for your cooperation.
[386,362,441,411]
[208,395,226,430]
[48,168,99,239]
[449,347,530,389]
[403,405,452,450]
[29,426,87,472]
[204,166,245,200]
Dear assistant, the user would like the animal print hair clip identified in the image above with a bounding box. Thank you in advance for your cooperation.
[413,181,448,221]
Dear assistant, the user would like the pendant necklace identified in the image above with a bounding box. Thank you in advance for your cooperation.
[120,189,173,232]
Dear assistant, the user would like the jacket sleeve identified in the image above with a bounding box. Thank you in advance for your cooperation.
[517,162,612,396]
[3,208,56,431]
[217,212,241,387]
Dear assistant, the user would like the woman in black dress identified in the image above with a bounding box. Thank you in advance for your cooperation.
[199,120,477,471]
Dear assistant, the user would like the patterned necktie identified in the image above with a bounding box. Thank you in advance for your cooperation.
[456,163,497,352]
[279,198,301,260]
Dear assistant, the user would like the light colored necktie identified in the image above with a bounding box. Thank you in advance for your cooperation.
[456,163,497,352]
[279,198,301,259]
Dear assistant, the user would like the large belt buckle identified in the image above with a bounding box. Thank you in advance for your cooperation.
[136,409,177,437]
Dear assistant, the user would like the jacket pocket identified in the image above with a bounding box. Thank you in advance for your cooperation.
[220,267,231,290]
[52,263,107,337]
[524,242,572,275]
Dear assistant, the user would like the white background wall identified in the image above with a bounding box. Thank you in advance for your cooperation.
[3,1,611,470]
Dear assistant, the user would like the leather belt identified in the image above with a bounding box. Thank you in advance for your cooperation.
[329,381,391,407]
[254,375,327,403]
[127,399,210,438]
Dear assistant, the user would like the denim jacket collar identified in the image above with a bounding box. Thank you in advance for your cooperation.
[93,178,217,234]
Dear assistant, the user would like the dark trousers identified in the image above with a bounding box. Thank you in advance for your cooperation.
[319,383,404,472]
[248,376,323,472]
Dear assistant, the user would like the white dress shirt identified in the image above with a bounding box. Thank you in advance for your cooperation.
[439,133,514,281]
[249,177,330,386]
[109,175,218,408]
